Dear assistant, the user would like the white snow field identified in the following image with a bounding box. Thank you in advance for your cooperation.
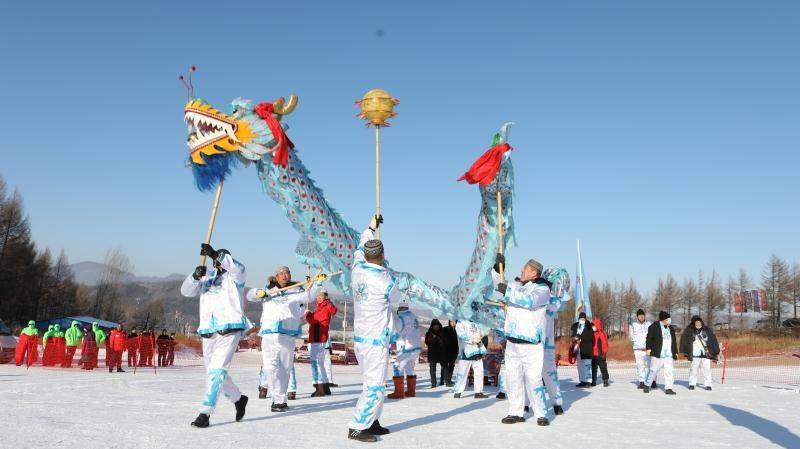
[2,351,798,449]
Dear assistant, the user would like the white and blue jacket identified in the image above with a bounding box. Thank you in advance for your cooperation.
[544,297,564,351]
[456,321,486,359]
[246,282,320,337]
[392,308,421,354]
[350,228,401,347]
[493,270,550,344]
[180,253,251,335]
[629,320,651,351]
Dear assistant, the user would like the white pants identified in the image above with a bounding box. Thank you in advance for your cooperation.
[505,342,547,418]
[288,363,297,393]
[310,342,330,384]
[261,333,295,404]
[392,351,419,377]
[498,364,507,394]
[542,348,562,407]
[453,358,484,395]
[577,353,591,383]
[200,331,243,415]
[646,357,674,389]
[323,341,334,383]
[689,358,712,387]
[633,349,650,383]
[349,343,389,431]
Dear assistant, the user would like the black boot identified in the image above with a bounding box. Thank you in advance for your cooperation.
[688,385,695,390]
[258,387,268,399]
[117,367,124,373]
[348,428,378,442]
[324,384,332,395]
[665,389,676,395]
[109,368,113,373]
[453,393,461,398]
[191,413,210,428]
[643,386,650,393]
[603,380,609,387]
[474,392,489,398]
[311,384,326,397]
[651,381,657,388]
[234,395,248,421]
[367,420,390,435]
[327,382,339,388]
[501,415,525,424]
[496,392,507,400]
[537,417,550,426]
[524,406,530,413]
[554,405,564,415]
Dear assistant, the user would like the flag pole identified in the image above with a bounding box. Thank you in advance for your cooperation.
[375,126,381,239]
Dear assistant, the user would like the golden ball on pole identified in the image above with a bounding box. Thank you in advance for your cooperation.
[356,88,399,127]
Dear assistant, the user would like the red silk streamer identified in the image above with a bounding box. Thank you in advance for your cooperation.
[254,102,295,168]
[457,143,512,186]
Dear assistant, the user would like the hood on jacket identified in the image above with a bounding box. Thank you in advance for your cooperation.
[592,318,604,332]
[53,324,61,332]
[71,321,79,327]
[92,322,99,330]
[690,315,705,328]
[47,325,54,332]
[428,319,443,334]
[27,320,36,327]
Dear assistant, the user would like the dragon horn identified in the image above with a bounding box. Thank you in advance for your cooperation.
[272,94,298,121]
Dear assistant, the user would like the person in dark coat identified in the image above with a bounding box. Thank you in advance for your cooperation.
[570,312,594,387]
[679,315,720,391]
[442,320,459,387]
[644,311,678,395]
[424,319,446,388]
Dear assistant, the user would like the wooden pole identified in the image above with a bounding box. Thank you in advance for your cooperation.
[375,126,382,239]
[200,181,224,266]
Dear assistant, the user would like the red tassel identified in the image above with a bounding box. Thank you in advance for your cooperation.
[254,102,295,168]
[457,143,512,186]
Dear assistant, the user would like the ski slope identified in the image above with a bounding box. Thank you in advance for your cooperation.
[2,351,798,449]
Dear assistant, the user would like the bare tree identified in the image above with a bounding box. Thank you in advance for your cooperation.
[762,255,792,328]
[702,270,725,326]
[679,278,699,326]
[92,247,133,321]
[652,274,679,316]
[790,263,799,320]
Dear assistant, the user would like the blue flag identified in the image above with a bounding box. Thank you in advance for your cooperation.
[575,240,592,321]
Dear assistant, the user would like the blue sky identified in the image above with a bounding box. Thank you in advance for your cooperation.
[1,1,798,293]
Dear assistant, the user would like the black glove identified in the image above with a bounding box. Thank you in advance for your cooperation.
[369,214,384,231]
[200,243,219,260]
[493,253,506,273]
[496,282,508,295]
[192,265,207,280]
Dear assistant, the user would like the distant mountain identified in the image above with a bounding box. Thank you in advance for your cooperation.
[70,261,184,286]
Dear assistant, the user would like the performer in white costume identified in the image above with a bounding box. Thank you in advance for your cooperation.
[493,254,551,426]
[629,309,653,389]
[452,320,488,399]
[347,215,401,443]
[388,304,421,399]
[247,266,323,412]
[181,244,250,428]
[542,294,564,415]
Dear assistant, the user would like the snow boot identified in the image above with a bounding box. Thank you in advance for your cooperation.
[524,406,530,412]
[665,389,676,395]
[234,395,248,421]
[258,386,268,399]
[453,393,462,398]
[117,368,124,373]
[474,392,489,399]
[637,381,645,389]
[324,383,332,395]
[688,385,695,390]
[576,382,590,388]
[643,386,650,393]
[501,415,525,424]
[387,376,405,399]
[603,380,609,387]
[405,375,417,397]
[311,383,326,397]
[348,429,378,442]
[706,386,712,391]
[554,405,564,415]
[496,392,507,400]
[651,381,657,388]
[109,367,113,373]
[287,392,296,400]
[327,382,339,388]
[537,417,550,426]
[367,420,390,435]
[271,402,289,412]
[191,413,210,428]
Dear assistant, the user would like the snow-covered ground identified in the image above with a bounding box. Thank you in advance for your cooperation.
[2,351,799,449]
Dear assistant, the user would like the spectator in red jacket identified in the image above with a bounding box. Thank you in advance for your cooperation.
[591,318,610,387]
[126,327,139,367]
[157,329,171,367]
[305,289,338,397]
[108,324,127,373]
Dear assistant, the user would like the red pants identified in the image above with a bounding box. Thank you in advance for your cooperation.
[127,346,138,366]
[167,349,175,366]
[14,335,39,366]
[107,349,123,369]
[42,342,56,366]
[63,346,78,368]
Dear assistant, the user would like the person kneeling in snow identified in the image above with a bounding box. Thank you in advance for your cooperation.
[388,304,421,399]
[680,315,719,391]
[644,311,678,395]
[181,243,250,428]
[452,320,488,399]
[347,215,401,443]
[493,254,551,426]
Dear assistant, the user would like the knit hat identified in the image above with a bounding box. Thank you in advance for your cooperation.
[525,258,544,274]
[578,312,587,320]
[658,311,670,321]
[364,239,384,257]
[274,266,290,275]
[636,309,645,317]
